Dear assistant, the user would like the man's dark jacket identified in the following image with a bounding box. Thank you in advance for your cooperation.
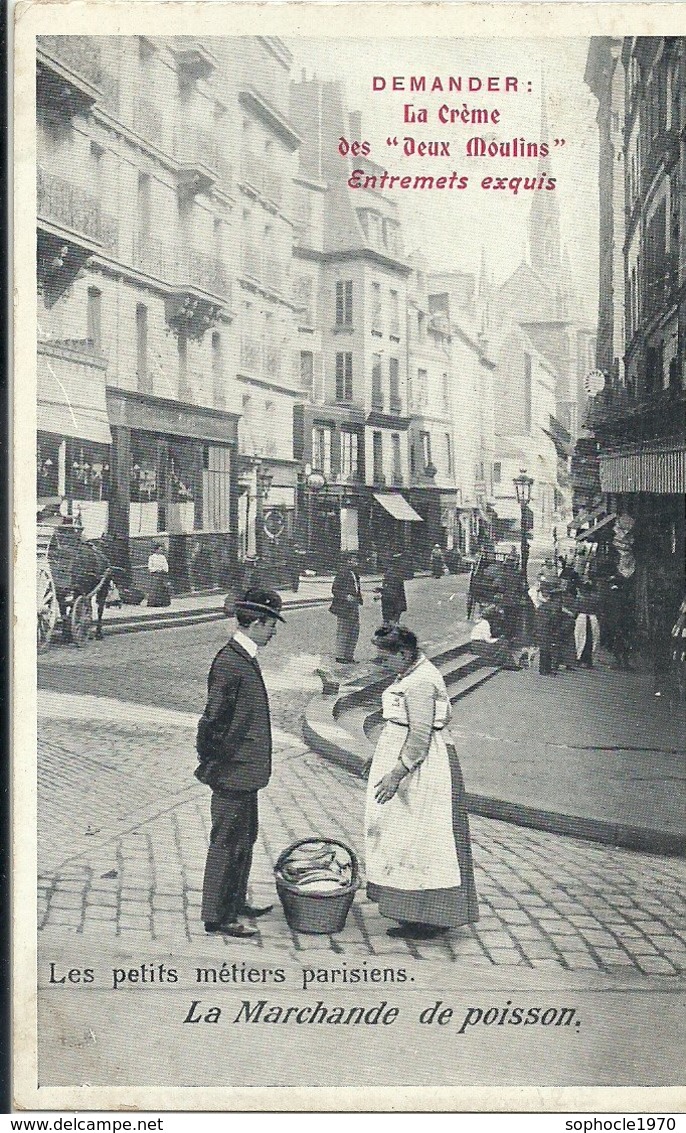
[329,565,363,617]
[195,638,272,793]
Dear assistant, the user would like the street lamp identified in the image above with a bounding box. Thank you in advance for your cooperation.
[304,466,326,559]
[513,469,534,589]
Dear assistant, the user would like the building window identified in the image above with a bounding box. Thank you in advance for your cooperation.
[420,430,432,470]
[335,280,353,326]
[300,351,314,397]
[340,429,359,479]
[312,425,332,477]
[212,331,224,406]
[372,431,383,482]
[87,287,102,351]
[493,461,501,484]
[136,303,148,392]
[371,281,382,331]
[335,352,353,401]
[410,443,416,475]
[445,433,453,475]
[372,353,383,409]
[391,433,402,482]
[389,357,401,413]
[442,372,450,412]
[417,368,428,407]
[294,276,314,326]
[389,289,400,336]
[417,311,426,341]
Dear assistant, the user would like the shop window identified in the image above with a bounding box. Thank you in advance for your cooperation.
[66,439,110,502]
[340,429,359,478]
[37,433,61,498]
[130,433,158,503]
[169,439,195,503]
[312,425,332,477]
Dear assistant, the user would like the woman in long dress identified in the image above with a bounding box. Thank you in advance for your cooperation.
[365,625,479,940]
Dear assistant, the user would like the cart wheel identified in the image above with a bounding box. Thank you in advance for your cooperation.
[71,594,93,647]
[37,566,58,653]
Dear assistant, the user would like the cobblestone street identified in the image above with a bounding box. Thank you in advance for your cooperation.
[38,691,686,977]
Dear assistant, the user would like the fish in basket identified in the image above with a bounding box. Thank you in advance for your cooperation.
[274,838,359,934]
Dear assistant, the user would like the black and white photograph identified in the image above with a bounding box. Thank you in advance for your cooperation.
[12,0,686,1109]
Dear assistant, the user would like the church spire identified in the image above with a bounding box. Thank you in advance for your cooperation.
[528,68,561,282]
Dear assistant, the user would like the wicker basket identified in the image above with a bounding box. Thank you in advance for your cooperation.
[274,838,359,934]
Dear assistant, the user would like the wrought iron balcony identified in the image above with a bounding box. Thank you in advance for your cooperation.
[177,249,231,302]
[37,166,118,253]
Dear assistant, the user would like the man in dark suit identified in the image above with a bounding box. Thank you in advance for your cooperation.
[195,587,285,938]
[330,553,363,663]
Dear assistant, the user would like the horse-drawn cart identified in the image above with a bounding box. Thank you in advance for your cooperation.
[36,521,113,651]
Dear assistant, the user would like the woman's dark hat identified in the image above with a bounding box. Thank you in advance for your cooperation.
[234,587,286,622]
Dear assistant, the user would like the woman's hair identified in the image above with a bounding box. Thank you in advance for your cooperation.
[373,624,419,660]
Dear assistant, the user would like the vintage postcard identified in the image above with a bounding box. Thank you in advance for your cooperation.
[12,0,686,1111]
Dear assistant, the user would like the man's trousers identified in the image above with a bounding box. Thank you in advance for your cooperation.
[201,789,259,925]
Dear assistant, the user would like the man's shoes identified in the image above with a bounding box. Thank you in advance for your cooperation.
[204,921,257,938]
[239,904,273,918]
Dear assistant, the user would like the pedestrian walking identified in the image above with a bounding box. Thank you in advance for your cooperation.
[534,579,562,675]
[329,553,363,663]
[602,574,634,671]
[374,553,407,625]
[365,625,479,940]
[147,543,171,608]
[430,543,446,579]
[194,587,285,938]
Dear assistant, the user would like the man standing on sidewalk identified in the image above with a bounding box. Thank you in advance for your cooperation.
[330,553,363,663]
[195,587,285,937]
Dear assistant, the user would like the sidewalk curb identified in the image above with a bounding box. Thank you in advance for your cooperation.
[104,595,330,635]
[304,651,686,857]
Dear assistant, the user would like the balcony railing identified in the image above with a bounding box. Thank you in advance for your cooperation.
[39,36,102,88]
[131,237,230,301]
[178,249,231,301]
[132,236,177,281]
[37,166,118,253]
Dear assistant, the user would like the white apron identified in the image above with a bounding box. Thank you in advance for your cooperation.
[365,657,461,892]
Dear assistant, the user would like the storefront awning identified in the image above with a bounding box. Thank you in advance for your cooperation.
[373,492,423,522]
[599,442,686,494]
[38,345,111,444]
[575,513,616,542]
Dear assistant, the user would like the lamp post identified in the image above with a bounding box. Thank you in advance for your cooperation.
[513,469,534,589]
[304,465,326,560]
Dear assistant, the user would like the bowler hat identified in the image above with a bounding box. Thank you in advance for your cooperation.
[234,587,286,622]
